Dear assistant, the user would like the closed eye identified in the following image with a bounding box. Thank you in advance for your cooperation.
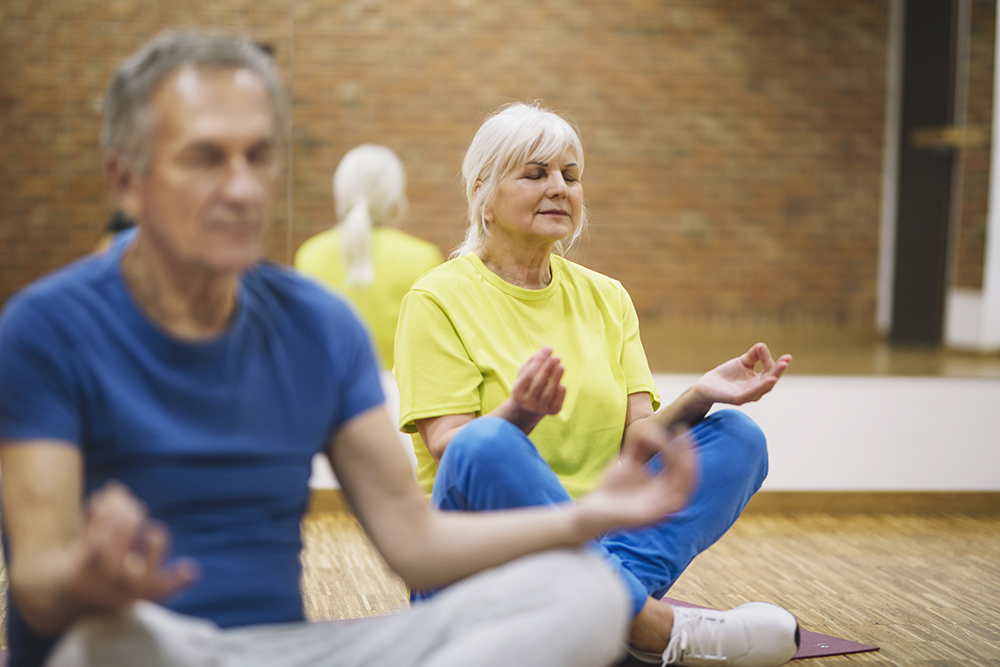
[180,143,226,168]
[247,140,275,167]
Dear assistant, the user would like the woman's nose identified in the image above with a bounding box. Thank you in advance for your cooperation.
[546,172,568,197]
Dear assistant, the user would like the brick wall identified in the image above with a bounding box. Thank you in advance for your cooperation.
[0,0,294,299]
[1,1,988,331]
[953,0,996,291]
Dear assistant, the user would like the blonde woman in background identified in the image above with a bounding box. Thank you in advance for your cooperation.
[297,145,441,478]
[296,144,442,370]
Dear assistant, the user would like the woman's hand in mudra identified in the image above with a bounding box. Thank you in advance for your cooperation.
[496,346,567,436]
[695,342,792,406]
[510,346,567,417]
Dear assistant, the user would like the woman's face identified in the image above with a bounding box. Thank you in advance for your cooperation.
[485,147,583,248]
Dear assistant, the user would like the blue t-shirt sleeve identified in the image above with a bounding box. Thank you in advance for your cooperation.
[293,276,385,435]
[0,295,82,444]
[334,307,385,427]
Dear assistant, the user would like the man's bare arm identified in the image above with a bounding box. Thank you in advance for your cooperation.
[328,406,697,592]
[0,441,197,634]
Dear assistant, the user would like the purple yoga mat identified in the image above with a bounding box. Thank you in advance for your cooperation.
[794,628,879,659]
[661,598,879,660]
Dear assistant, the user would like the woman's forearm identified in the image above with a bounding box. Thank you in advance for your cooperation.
[487,397,547,436]
[420,397,547,465]
[652,385,714,430]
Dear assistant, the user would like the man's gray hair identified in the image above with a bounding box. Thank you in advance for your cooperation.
[100,30,287,172]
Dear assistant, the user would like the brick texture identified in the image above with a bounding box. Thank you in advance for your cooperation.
[953,0,995,291]
[0,1,993,331]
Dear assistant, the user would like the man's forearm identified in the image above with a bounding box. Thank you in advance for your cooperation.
[10,550,88,635]
[379,503,595,592]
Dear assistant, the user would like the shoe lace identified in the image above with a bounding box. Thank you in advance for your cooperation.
[662,613,727,666]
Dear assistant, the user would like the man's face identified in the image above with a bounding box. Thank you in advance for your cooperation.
[122,65,278,275]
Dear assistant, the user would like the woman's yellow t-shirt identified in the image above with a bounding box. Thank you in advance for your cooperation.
[295,227,442,369]
[394,253,660,498]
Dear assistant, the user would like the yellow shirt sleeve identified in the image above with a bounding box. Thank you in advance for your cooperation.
[395,287,485,433]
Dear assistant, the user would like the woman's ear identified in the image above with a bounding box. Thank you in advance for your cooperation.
[474,180,493,223]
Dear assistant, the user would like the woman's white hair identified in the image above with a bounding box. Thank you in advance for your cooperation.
[333,144,408,288]
[454,101,587,259]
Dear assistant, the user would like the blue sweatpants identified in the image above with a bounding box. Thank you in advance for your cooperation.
[422,410,769,619]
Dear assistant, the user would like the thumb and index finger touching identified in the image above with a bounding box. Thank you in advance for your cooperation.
[79,481,198,605]
[622,423,701,517]
[741,342,793,377]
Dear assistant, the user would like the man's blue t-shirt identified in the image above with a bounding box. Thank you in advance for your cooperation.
[0,234,385,666]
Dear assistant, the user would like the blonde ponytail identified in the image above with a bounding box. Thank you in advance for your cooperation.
[332,144,408,288]
[339,199,376,289]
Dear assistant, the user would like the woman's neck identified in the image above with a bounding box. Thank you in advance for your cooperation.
[477,239,555,290]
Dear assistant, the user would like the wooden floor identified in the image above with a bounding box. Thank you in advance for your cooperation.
[0,509,996,664]
[300,509,1000,667]
[300,512,411,621]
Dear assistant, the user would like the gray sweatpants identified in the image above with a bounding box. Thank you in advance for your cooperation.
[45,549,630,667]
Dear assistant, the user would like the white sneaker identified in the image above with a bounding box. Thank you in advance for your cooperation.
[626,602,800,667]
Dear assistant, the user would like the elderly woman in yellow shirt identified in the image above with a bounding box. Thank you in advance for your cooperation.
[393,102,800,667]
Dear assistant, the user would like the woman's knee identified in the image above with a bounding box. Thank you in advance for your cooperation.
[441,417,536,474]
[434,417,572,511]
[698,409,768,475]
